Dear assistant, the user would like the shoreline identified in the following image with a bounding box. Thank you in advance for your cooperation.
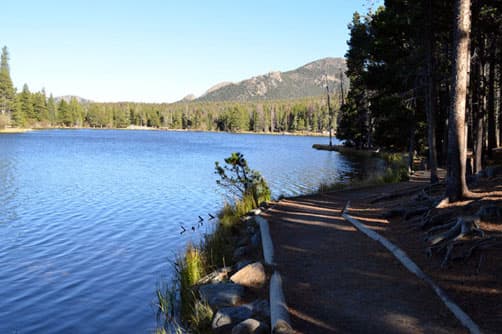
[0,127,33,134]
[3,126,331,138]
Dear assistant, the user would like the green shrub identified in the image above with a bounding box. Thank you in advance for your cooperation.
[215,152,271,205]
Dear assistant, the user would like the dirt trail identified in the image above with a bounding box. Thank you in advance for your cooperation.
[262,182,467,334]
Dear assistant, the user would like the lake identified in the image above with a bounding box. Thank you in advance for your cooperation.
[0,129,356,333]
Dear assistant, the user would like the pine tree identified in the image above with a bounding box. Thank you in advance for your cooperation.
[20,83,35,122]
[68,97,83,127]
[0,46,16,117]
[33,90,49,122]
[47,94,57,125]
[11,94,25,126]
[57,99,71,126]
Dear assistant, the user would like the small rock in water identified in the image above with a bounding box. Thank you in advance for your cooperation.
[230,262,266,289]
[231,318,269,334]
[212,306,253,330]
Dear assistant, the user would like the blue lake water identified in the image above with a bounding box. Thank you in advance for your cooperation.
[0,129,354,333]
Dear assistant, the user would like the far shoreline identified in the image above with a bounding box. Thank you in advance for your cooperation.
[0,127,33,134]
[1,125,333,138]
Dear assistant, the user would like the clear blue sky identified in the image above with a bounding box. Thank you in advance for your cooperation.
[1,0,374,103]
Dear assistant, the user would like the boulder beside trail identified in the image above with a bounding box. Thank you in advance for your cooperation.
[230,262,266,289]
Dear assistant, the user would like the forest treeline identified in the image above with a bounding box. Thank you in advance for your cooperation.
[0,46,341,133]
[338,0,501,178]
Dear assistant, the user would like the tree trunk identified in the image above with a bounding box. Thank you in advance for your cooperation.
[445,0,471,202]
[487,41,496,157]
[499,57,502,145]
[474,111,484,173]
[408,118,416,173]
[424,0,439,183]
[472,47,484,173]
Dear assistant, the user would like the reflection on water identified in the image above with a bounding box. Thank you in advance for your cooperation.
[0,130,356,333]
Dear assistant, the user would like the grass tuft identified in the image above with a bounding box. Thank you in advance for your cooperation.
[188,300,214,334]
[177,245,206,321]
[156,193,261,332]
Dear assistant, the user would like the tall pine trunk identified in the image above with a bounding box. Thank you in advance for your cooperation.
[424,0,439,183]
[472,49,484,173]
[445,0,471,201]
[487,41,496,156]
[499,57,502,145]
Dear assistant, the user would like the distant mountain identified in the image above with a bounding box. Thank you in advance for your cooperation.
[180,94,196,102]
[196,57,347,102]
[55,95,92,104]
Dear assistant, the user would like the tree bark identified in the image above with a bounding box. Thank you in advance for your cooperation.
[499,55,502,145]
[472,47,484,173]
[474,111,484,172]
[408,112,416,173]
[424,0,439,183]
[445,0,471,202]
[487,40,496,157]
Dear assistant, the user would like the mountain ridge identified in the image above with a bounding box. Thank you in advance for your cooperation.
[193,57,347,102]
[55,95,92,104]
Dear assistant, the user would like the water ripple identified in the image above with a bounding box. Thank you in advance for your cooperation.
[0,130,358,333]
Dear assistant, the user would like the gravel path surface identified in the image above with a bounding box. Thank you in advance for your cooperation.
[263,184,467,334]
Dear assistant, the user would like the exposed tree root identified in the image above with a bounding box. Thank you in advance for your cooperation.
[382,174,502,274]
[425,216,487,268]
[436,191,502,209]
[426,216,483,246]
[440,237,502,273]
[460,237,502,261]
[421,210,457,230]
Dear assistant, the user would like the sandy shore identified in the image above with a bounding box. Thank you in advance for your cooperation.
[0,127,32,133]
